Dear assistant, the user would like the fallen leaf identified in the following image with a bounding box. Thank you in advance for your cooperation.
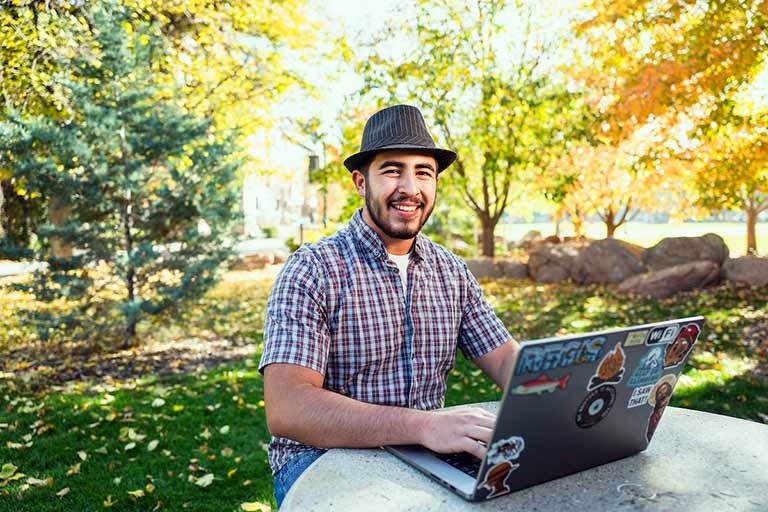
[757,412,768,424]
[219,425,230,435]
[95,446,108,454]
[145,483,155,494]
[227,468,237,478]
[148,440,159,451]
[27,476,52,487]
[77,450,88,461]
[151,398,166,407]
[56,487,70,497]
[124,442,136,451]
[0,464,16,479]
[103,495,116,507]
[240,502,270,512]
[66,463,81,476]
[194,473,214,488]
[127,489,145,498]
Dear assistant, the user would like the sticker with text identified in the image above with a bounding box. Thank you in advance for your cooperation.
[646,375,676,441]
[645,325,679,345]
[575,385,616,428]
[587,344,626,390]
[627,346,665,388]
[480,436,525,500]
[511,373,570,395]
[664,324,700,368]
[514,337,605,376]
[627,384,654,408]
[624,330,648,347]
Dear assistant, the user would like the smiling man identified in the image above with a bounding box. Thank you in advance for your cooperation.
[259,105,519,507]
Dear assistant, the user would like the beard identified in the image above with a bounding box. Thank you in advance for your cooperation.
[365,190,435,240]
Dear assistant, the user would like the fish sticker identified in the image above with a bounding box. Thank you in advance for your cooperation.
[645,325,679,345]
[624,330,648,347]
[587,344,626,390]
[664,324,699,368]
[627,346,665,388]
[511,374,570,395]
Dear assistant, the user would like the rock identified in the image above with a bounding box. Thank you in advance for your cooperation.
[723,256,768,287]
[466,258,528,280]
[508,230,543,251]
[527,242,582,283]
[617,260,721,299]
[572,239,645,284]
[643,233,729,271]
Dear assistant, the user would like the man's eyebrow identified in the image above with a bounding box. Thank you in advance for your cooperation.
[377,160,405,169]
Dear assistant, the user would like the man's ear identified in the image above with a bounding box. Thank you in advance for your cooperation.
[351,170,365,198]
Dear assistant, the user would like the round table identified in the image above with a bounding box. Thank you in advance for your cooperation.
[281,404,768,511]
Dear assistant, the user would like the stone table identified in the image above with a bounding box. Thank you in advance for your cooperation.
[281,404,768,511]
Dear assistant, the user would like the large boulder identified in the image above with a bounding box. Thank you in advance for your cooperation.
[466,258,528,280]
[723,256,768,287]
[572,239,645,284]
[617,260,721,299]
[528,242,584,283]
[642,233,729,271]
[508,230,543,251]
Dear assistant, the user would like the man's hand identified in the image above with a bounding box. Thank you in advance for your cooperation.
[418,407,496,459]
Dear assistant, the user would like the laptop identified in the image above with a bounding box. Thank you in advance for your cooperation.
[385,316,705,501]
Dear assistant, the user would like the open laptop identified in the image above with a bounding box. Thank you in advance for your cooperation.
[385,316,705,501]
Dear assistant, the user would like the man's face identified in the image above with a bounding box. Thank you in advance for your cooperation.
[353,150,438,243]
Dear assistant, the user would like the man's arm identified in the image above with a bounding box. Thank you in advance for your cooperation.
[472,339,520,389]
[264,363,496,459]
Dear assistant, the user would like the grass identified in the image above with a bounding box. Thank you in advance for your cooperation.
[1,270,767,511]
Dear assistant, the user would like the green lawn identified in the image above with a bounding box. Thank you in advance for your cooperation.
[1,271,767,511]
[496,221,768,256]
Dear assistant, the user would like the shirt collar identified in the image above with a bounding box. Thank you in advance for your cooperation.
[349,209,430,263]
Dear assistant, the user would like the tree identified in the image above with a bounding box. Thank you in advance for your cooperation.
[692,105,768,254]
[0,3,241,346]
[357,0,586,256]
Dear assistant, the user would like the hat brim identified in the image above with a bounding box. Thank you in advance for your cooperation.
[343,144,457,173]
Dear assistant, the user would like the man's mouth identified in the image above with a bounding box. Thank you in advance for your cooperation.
[391,203,420,212]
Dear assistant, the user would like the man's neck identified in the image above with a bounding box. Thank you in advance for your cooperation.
[361,209,415,256]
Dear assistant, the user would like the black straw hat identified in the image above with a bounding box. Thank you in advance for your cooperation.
[343,105,457,173]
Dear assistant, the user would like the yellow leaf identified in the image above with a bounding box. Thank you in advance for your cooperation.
[56,487,70,497]
[27,476,52,487]
[66,463,81,476]
[227,468,237,478]
[172,405,185,412]
[127,489,145,498]
[0,464,16,479]
[103,495,116,507]
[194,473,214,487]
[240,502,270,511]
[145,483,155,494]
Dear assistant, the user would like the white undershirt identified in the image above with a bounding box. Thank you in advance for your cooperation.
[388,252,411,294]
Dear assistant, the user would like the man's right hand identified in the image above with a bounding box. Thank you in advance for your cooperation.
[417,407,496,459]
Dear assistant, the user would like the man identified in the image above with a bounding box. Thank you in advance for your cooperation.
[259,105,519,507]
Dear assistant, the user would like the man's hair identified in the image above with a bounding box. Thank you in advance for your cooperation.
[358,157,372,178]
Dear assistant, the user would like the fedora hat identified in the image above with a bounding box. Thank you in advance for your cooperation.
[343,105,457,173]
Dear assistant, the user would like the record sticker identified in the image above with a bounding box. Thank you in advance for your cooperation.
[664,324,700,368]
[627,346,665,388]
[645,325,679,345]
[624,330,648,347]
[575,385,616,428]
[587,344,626,390]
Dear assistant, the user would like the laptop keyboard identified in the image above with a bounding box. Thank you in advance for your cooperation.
[436,452,482,477]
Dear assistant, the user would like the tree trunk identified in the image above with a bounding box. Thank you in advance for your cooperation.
[48,196,73,258]
[480,219,495,257]
[0,182,5,239]
[746,207,757,255]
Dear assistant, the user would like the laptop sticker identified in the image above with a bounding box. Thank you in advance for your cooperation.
[511,373,570,395]
[645,325,679,345]
[664,324,699,368]
[587,344,626,390]
[646,374,676,441]
[480,436,525,499]
[575,385,616,428]
[514,337,606,376]
[624,330,648,347]
[626,346,665,388]
[627,384,654,408]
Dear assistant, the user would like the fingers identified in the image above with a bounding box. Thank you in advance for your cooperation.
[460,436,487,459]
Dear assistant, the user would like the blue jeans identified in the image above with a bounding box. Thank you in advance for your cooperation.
[273,448,327,509]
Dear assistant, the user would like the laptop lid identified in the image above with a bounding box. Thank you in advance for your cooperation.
[472,316,705,501]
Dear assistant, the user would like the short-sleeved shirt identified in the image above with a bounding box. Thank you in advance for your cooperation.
[259,209,511,475]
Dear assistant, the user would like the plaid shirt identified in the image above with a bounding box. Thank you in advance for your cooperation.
[259,210,511,475]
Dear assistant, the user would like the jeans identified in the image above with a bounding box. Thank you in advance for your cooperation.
[273,448,327,509]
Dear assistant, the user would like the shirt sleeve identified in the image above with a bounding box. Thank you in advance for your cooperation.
[259,248,331,375]
[457,263,512,360]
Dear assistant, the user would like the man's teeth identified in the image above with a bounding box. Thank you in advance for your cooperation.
[393,204,417,212]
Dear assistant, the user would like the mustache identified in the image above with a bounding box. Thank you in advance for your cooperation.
[388,195,425,207]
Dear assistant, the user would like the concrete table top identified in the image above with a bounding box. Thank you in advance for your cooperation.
[281,404,768,511]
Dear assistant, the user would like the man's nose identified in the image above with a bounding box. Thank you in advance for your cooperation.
[397,170,419,196]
